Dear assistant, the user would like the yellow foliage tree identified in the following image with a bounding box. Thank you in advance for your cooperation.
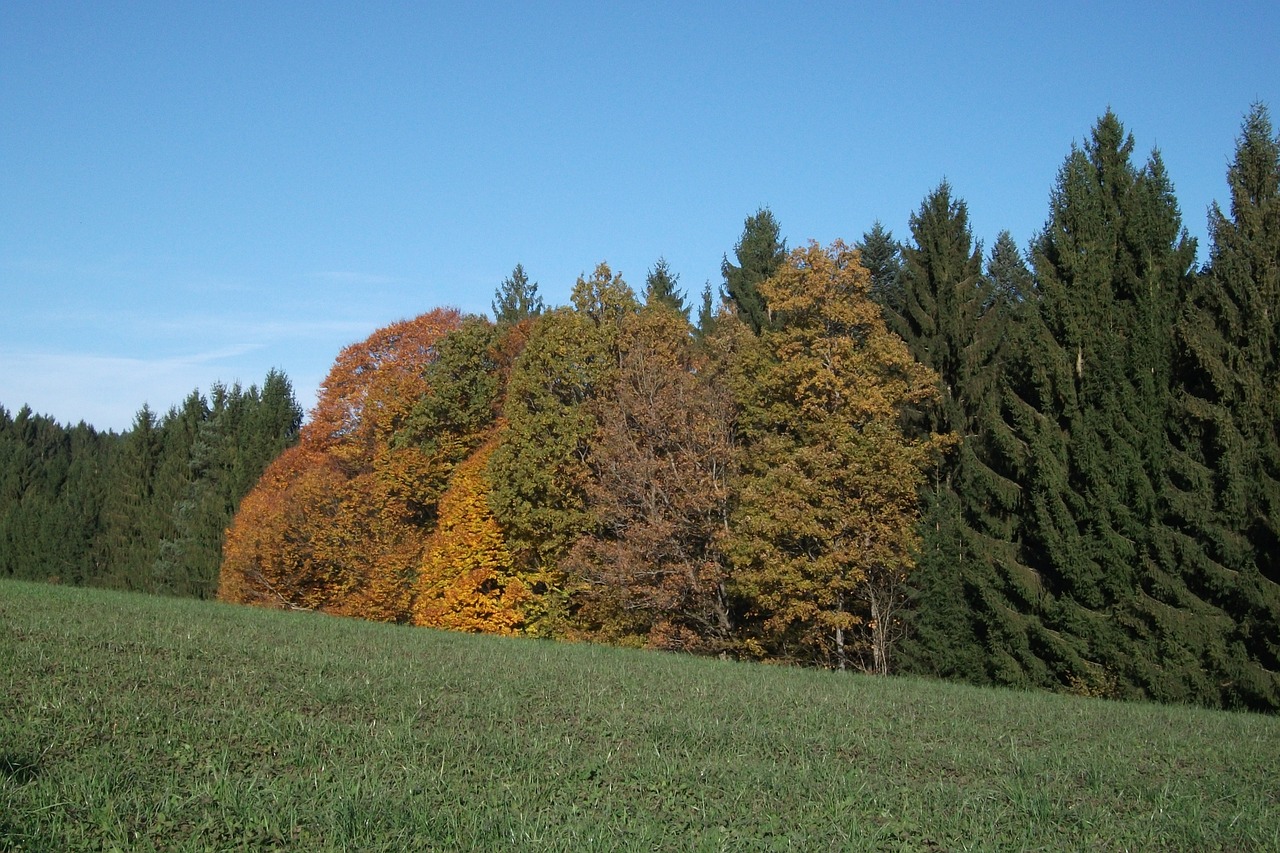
[413,439,530,634]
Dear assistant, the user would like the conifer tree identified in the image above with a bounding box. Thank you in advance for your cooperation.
[492,263,544,327]
[1164,103,1280,709]
[722,208,786,334]
[1022,111,1198,698]
[643,257,690,320]
[694,281,719,342]
[856,220,905,319]
[883,184,1002,681]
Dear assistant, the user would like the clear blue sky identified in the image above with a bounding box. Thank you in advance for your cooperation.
[2,1,1276,432]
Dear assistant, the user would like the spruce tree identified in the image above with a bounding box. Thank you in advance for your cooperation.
[722,208,786,334]
[491,263,544,327]
[643,257,690,320]
[694,281,719,342]
[1023,111,1198,699]
[1164,103,1280,709]
[886,184,993,680]
[856,220,905,320]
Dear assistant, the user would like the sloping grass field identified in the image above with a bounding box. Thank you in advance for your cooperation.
[2,579,1277,851]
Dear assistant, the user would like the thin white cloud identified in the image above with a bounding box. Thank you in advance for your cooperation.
[0,346,271,431]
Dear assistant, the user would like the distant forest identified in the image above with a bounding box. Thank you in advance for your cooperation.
[4,106,1277,712]
[1,372,302,598]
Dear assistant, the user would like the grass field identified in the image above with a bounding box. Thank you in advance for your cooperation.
[2,579,1277,851]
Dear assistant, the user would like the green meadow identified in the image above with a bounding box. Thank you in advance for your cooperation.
[2,579,1277,851]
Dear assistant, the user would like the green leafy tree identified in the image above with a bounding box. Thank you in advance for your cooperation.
[722,208,786,334]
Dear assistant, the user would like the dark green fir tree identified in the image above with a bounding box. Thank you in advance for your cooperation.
[492,263,544,327]
[722,208,786,334]
[1163,103,1280,710]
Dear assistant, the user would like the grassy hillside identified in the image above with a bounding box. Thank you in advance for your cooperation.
[2,580,1277,851]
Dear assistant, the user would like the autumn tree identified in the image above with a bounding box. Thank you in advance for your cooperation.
[414,439,531,634]
[220,309,464,621]
[726,240,948,671]
[565,304,737,651]
[488,264,637,634]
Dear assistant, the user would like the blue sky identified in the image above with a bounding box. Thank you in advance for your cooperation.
[2,2,1276,432]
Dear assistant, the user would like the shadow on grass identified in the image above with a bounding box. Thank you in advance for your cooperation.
[0,754,40,785]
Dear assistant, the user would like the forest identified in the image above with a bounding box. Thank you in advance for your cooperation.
[4,106,1278,712]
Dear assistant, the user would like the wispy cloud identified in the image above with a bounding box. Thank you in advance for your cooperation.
[0,345,293,432]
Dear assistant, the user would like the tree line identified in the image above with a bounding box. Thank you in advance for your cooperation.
[6,105,1276,712]
[220,106,1279,710]
[0,371,302,598]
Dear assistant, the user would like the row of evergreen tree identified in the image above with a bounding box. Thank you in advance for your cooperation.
[867,107,1278,710]
[0,371,302,597]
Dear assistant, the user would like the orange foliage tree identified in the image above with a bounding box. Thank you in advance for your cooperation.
[219,308,464,621]
[413,438,531,634]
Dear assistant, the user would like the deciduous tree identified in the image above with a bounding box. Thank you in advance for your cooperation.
[726,240,948,671]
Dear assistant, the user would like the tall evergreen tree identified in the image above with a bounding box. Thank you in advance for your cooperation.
[1163,103,1280,709]
[492,263,544,327]
[722,208,786,334]
[694,281,720,342]
[883,184,1005,681]
[856,220,905,319]
[643,257,690,320]
[1023,110,1198,700]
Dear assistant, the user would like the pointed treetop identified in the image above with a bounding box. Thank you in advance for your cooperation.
[722,207,786,334]
[856,220,904,314]
[643,257,690,320]
[492,263,544,327]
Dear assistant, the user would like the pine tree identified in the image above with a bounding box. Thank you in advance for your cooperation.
[492,263,544,327]
[1164,103,1280,709]
[722,208,786,334]
[643,257,690,320]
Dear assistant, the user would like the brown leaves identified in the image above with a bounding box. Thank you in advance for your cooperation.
[566,306,736,651]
